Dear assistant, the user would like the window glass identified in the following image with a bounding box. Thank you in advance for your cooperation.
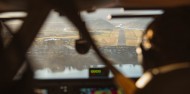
[25,8,162,79]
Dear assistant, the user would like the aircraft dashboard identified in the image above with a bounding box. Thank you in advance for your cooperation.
[34,78,139,94]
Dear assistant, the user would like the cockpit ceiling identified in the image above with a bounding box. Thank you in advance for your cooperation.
[119,0,190,9]
[0,0,190,12]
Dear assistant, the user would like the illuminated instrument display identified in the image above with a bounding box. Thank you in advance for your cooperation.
[89,68,109,78]
[80,88,123,94]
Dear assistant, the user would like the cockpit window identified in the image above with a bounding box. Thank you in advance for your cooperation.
[22,8,162,79]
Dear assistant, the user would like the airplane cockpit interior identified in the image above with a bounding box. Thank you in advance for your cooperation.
[0,0,190,94]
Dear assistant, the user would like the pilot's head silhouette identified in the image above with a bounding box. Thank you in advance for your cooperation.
[137,7,190,71]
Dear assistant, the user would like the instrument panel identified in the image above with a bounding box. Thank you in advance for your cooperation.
[34,78,133,94]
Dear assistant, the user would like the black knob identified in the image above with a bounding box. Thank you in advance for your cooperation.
[75,39,91,54]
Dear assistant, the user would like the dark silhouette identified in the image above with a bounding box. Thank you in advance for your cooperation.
[135,7,190,94]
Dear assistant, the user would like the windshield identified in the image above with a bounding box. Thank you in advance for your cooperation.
[23,8,162,79]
